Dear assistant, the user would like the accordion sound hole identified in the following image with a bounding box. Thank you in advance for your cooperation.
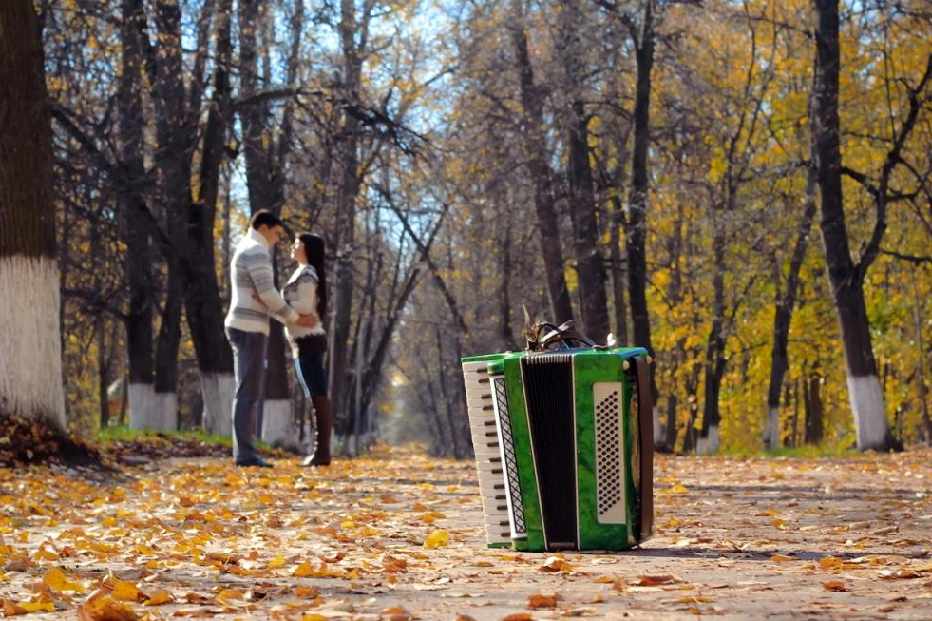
[521,354,577,550]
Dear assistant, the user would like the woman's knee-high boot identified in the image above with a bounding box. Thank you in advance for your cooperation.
[306,396,332,466]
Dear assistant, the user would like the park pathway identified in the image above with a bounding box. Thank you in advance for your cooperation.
[1,446,931,620]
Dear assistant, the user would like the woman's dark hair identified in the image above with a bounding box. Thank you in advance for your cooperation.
[298,233,327,319]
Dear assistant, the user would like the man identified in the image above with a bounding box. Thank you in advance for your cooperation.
[225,210,316,467]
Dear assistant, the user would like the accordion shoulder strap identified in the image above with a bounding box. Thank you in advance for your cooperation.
[537,321,598,350]
[634,356,654,541]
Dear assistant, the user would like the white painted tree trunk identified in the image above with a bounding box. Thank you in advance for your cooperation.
[763,406,780,451]
[199,372,234,436]
[128,382,158,429]
[696,425,720,455]
[846,373,887,450]
[0,256,66,431]
[153,391,177,431]
[261,398,301,452]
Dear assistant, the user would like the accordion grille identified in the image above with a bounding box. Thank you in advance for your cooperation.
[521,354,577,550]
[594,382,626,523]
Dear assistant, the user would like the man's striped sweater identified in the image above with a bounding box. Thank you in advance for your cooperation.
[224,228,298,335]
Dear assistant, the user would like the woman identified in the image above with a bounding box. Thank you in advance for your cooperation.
[282,233,333,466]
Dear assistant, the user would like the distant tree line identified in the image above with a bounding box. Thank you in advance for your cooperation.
[1,0,929,456]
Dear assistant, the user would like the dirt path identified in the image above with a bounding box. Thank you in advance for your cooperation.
[1,447,930,620]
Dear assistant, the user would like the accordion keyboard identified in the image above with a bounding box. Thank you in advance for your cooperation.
[462,360,512,546]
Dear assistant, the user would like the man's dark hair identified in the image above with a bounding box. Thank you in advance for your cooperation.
[249,209,285,230]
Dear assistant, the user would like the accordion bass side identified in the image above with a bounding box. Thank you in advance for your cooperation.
[462,347,654,552]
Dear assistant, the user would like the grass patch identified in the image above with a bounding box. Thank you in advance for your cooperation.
[98,425,233,447]
[708,444,858,458]
[97,426,281,457]
[762,444,858,458]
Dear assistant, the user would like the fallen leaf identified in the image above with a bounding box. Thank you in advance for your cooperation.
[294,561,316,577]
[111,580,147,603]
[1,599,27,617]
[658,484,690,495]
[17,601,56,612]
[822,581,848,592]
[295,585,318,598]
[44,566,86,593]
[540,557,572,572]
[635,574,680,586]
[423,530,449,549]
[380,605,412,621]
[673,595,713,604]
[142,590,173,606]
[880,570,921,580]
[527,593,559,609]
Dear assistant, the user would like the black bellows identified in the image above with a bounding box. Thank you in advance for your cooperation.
[521,353,577,550]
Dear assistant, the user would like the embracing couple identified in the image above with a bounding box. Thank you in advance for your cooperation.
[223,210,332,469]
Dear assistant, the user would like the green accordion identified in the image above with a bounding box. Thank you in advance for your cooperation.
[462,348,654,552]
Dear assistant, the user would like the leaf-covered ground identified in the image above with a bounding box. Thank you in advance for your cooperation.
[1,445,931,620]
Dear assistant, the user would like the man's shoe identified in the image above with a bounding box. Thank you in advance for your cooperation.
[236,457,273,468]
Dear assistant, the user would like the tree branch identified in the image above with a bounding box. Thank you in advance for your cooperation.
[857,52,932,279]
[882,249,932,265]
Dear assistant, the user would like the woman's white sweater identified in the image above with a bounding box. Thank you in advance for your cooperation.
[281,265,325,344]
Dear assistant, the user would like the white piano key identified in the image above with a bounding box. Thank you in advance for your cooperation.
[463,383,492,394]
[466,407,494,419]
[461,361,491,372]
[464,389,494,400]
[462,373,491,384]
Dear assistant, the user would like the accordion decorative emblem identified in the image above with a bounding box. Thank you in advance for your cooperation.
[462,345,654,552]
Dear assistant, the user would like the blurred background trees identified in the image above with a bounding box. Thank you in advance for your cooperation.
[30,0,932,456]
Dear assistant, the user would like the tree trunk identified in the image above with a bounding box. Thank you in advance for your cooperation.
[96,315,110,429]
[625,0,660,437]
[558,0,610,340]
[915,296,932,444]
[698,220,726,455]
[118,0,157,429]
[764,173,817,450]
[330,0,365,430]
[149,0,191,431]
[511,0,573,324]
[0,0,66,431]
[788,377,799,448]
[681,371,700,454]
[804,365,825,445]
[609,204,628,346]
[191,0,235,436]
[811,0,892,450]
[235,0,306,450]
[501,220,515,349]
[664,391,677,452]
[436,327,465,459]
[153,268,182,431]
